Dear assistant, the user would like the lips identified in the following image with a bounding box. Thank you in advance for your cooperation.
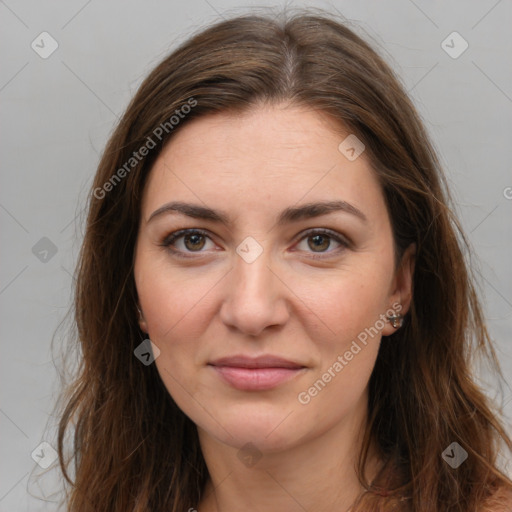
[210,355,305,369]
[208,355,306,391]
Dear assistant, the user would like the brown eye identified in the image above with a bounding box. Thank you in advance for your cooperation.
[183,233,206,251]
[307,234,331,252]
[294,229,350,259]
[160,229,215,258]
[160,227,350,260]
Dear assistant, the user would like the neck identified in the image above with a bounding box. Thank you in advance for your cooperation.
[196,404,382,512]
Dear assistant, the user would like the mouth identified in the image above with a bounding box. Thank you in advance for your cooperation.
[208,355,307,391]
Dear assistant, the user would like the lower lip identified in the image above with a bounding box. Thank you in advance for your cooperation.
[210,365,305,391]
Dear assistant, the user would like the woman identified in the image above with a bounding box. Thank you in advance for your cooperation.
[54,8,512,511]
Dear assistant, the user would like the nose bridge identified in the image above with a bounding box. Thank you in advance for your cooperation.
[233,235,277,303]
[235,239,273,295]
[220,235,288,335]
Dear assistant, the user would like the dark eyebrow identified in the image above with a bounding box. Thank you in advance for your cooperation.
[147,200,367,226]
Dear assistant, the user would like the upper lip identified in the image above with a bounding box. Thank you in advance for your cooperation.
[209,355,305,369]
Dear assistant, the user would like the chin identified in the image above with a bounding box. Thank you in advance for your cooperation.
[194,401,293,444]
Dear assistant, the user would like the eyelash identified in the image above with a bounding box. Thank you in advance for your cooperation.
[159,228,351,260]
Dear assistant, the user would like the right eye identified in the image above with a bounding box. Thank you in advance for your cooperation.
[160,229,217,258]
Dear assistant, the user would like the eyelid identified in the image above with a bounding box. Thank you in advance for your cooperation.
[159,228,214,258]
[290,228,351,260]
[159,227,351,259]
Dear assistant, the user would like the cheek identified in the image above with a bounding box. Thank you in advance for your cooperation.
[293,278,386,421]
[295,263,392,347]
[136,256,220,343]
[135,257,226,405]
[293,265,389,400]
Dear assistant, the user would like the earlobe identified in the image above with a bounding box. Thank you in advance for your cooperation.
[382,243,416,336]
[137,304,148,333]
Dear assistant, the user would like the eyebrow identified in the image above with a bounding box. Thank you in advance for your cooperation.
[147,200,367,226]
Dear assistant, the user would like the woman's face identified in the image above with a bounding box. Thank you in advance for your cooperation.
[134,103,414,454]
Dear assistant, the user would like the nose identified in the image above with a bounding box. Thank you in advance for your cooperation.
[219,243,290,337]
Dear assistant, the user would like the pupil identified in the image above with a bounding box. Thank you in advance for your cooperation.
[186,234,204,250]
[310,234,329,252]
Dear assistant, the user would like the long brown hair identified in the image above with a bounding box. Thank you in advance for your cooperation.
[51,8,512,511]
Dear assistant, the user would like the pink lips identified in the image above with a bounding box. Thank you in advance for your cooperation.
[209,355,306,391]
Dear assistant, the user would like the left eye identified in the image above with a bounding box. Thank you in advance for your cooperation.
[160,228,349,258]
[294,229,349,257]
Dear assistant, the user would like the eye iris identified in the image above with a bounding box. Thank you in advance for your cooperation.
[184,233,205,251]
[308,234,330,252]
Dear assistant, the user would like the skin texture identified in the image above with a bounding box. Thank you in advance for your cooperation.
[133,103,415,512]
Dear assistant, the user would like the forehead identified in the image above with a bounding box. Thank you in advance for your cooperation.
[141,104,385,224]
[155,104,349,175]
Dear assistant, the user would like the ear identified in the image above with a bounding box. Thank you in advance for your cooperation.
[381,243,416,336]
[137,304,148,334]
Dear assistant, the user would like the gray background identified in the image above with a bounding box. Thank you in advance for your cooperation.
[1,0,511,510]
